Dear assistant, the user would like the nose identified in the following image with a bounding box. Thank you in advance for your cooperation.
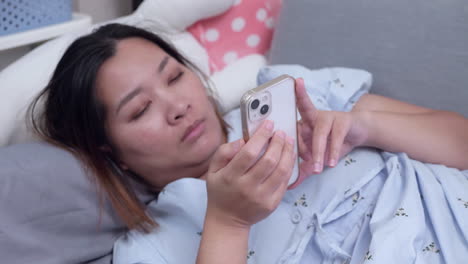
[167,98,191,125]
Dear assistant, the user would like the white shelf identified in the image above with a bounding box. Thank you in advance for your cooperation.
[0,13,92,51]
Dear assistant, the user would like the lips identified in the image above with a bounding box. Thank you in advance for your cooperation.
[181,119,205,142]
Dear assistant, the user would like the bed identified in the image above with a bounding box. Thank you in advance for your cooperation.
[0,0,467,263]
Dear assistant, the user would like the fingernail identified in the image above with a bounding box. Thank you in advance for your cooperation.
[264,120,274,131]
[286,136,294,145]
[313,162,322,173]
[329,159,337,167]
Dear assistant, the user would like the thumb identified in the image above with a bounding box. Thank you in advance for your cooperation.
[209,139,245,173]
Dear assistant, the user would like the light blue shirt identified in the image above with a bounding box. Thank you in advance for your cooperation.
[114,65,468,264]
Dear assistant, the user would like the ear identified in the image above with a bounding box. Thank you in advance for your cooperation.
[99,145,130,170]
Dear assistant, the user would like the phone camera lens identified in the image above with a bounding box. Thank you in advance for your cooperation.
[260,104,269,115]
[251,99,260,110]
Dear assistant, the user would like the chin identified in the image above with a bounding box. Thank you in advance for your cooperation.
[186,112,225,162]
[193,129,222,160]
[201,130,222,152]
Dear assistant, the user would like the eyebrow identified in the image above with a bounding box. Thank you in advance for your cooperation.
[116,87,143,115]
[115,56,170,115]
[158,56,169,73]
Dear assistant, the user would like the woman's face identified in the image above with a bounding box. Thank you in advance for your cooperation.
[96,37,225,189]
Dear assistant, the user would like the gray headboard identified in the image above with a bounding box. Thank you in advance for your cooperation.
[270,0,468,117]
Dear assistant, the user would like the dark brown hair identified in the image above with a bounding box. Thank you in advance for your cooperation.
[29,23,229,232]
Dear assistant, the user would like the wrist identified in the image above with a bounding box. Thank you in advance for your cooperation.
[205,207,252,233]
[197,208,250,264]
[353,110,375,148]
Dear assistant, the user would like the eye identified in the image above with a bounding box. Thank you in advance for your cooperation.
[169,71,184,84]
[131,101,152,121]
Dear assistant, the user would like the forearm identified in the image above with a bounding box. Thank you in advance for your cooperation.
[196,209,250,264]
[359,110,468,170]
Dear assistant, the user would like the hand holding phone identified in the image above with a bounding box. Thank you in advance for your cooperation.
[240,75,299,186]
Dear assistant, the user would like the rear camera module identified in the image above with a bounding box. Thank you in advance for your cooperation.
[260,104,269,115]
[251,99,260,110]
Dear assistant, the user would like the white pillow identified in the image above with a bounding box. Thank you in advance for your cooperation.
[0,15,142,146]
[0,0,264,147]
[0,32,82,146]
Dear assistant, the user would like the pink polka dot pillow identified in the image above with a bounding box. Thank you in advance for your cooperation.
[188,0,282,73]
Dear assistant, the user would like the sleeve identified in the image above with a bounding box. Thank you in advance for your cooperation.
[257,64,373,112]
[113,231,167,264]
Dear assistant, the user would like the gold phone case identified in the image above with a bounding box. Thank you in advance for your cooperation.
[240,74,299,186]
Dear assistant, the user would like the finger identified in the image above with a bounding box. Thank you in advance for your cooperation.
[226,120,275,174]
[262,134,296,193]
[247,130,286,183]
[297,121,313,161]
[328,115,349,167]
[297,141,332,177]
[295,78,318,125]
[322,146,330,168]
[265,176,290,213]
[290,142,329,189]
[209,139,245,173]
[311,114,333,173]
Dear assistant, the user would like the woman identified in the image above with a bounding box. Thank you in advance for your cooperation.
[30,23,468,263]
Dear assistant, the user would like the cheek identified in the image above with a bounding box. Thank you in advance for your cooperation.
[206,110,225,145]
[136,128,166,147]
[110,121,174,156]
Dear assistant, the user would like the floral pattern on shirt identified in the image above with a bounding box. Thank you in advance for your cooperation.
[395,208,409,217]
[457,197,468,208]
[364,251,373,261]
[247,250,255,259]
[294,194,308,207]
[344,155,357,166]
[422,242,440,254]
[352,192,364,206]
[333,78,345,88]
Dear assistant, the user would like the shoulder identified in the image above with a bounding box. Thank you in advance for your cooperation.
[113,178,207,264]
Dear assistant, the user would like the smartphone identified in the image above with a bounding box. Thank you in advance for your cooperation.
[240,74,299,186]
